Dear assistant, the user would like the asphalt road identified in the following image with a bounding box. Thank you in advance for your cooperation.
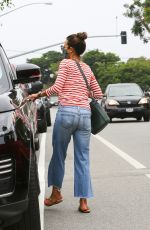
[38,107,150,230]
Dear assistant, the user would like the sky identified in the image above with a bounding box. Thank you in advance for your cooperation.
[0,0,150,64]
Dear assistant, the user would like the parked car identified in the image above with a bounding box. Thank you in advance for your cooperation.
[101,83,150,121]
[26,81,52,133]
[49,95,58,106]
[0,43,42,229]
[41,97,51,127]
[36,97,51,133]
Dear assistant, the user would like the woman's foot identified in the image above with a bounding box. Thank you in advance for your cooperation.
[44,187,63,207]
[78,198,90,213]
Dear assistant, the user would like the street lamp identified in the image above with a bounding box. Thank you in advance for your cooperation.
[0,2,53,18]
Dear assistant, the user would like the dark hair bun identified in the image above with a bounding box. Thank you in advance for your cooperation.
[77,32,87,41]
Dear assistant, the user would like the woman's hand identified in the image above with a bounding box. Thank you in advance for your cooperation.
[26,93,39,102]
[26,91,45,102]
[19,93,40,108]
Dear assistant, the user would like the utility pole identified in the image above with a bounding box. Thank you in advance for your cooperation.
[9,33,127,60]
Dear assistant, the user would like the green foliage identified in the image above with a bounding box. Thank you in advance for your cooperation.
[82,50,120,77]
[0,0,13,10]
[95,63,122,91]
[124,0,150,43]
[83,50,150,91]
[27,49,150,93]
[99,57,150,91]
[125,58,150,89]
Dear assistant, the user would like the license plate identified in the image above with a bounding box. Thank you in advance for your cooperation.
[126,108,133,112]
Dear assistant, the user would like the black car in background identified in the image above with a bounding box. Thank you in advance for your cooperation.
[0,43,41,230]
[41,97,51,127]
[36,97,51,133]
[26,81,52,133]
[101,83,150,122]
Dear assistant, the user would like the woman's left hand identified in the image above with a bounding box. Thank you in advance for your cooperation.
[26,93,39,102]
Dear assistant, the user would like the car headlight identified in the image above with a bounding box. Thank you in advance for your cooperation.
[107,99,119,106]
[138,97,148,104]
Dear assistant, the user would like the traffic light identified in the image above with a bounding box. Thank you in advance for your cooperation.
[121,31,127,44]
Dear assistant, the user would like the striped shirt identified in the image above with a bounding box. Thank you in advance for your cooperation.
[46,59,103,109]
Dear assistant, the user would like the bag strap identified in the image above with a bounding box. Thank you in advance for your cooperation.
[75,60,91,92]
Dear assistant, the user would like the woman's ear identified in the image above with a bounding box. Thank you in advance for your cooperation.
[69,47,75,54]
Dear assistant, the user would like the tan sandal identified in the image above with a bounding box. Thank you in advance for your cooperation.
[78,206,90,213]
[78,198,90,213]
[44,197,63,207]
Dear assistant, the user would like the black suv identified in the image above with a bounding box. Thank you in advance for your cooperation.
[0,44,42,229]
[101,83,150,121]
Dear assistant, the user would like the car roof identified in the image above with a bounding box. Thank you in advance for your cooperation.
[105,83,142,94]
[107,83,138,87]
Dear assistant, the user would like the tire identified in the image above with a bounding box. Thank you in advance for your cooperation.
[108,116,112,123]
[37,105,47,133]
[38,119,47,133]
[136,115,142,121]
[143,114,150,122]
[34,136,40,151]
[4,154,41,230]
[46,109,51,126]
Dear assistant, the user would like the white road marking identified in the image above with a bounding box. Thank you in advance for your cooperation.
[38,133,46,230]
[94,135,146,169]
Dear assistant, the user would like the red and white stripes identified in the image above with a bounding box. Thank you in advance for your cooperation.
[46,59,103,108]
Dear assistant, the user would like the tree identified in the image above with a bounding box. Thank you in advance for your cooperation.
[124,57,150,89]
[0,0,13,10]
[96,58,150,91]
[95,63,123,91]
[124,0,150,43]
[27,49,150,92]
[82,50,120,77]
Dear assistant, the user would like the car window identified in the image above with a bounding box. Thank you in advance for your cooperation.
[108,85,143,97]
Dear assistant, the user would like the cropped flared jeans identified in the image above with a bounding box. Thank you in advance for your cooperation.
[48,105,93,198]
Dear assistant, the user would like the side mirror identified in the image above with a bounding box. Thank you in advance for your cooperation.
[145,92,150,97]
[14,63,41,84]
[27,81,43,94]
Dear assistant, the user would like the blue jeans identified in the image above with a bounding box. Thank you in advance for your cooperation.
[48,105,93,198]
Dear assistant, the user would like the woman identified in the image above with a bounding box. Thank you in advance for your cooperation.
[27,32,103,213]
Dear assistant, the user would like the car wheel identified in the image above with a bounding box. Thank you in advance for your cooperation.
[4,155,41,230]
[143,114,150,122]
[108,116,112,123]
[46,109,51,126]
[38,119,47,133]
[34,135,40,151]
[136,116,142,121]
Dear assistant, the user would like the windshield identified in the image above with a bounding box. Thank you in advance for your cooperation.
[0,51,10,94]
[108,85,143,97]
